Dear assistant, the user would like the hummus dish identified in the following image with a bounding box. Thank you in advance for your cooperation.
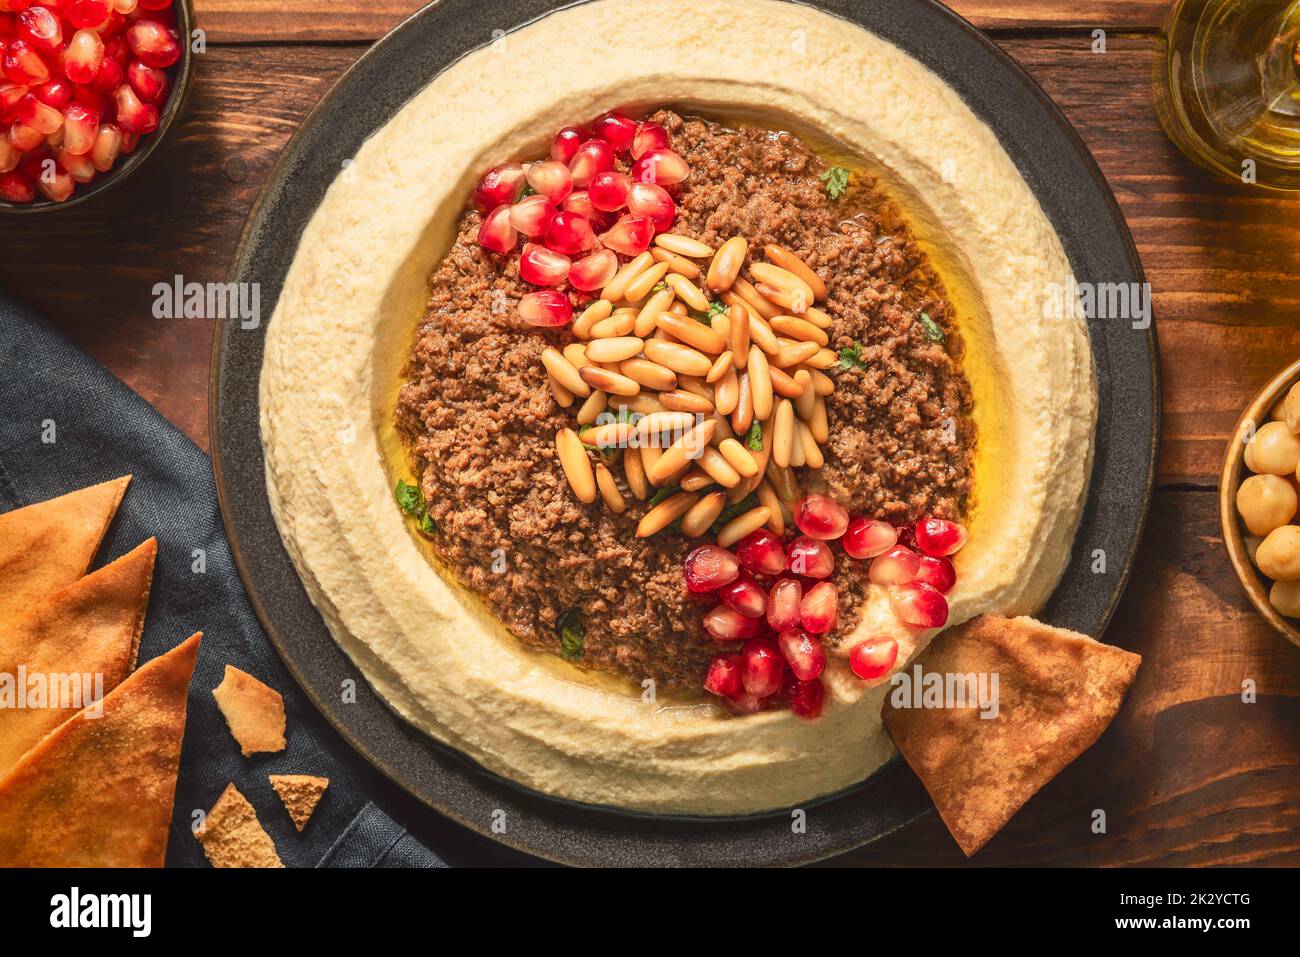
[259,0,1097,815]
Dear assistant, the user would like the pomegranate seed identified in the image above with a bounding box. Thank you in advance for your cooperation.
[568,249,618,291]
[0,0,31,14]
[630,147,689,186]
[18,93,60,133]
[703,653,743,698]
[31,79,68,109]
[524,158,572,205]
[587,169,630,212]
[683,544,739,593]
[777,629,825,681]
[593,112,636,154]
[843,517,898,560]
[766,577,802,632]
[517,290,572,328]
[719,572,766,619]
[472,162,526,210]
[849,637,898,680]
[543,210,595,255]
[35,166,71,201]
[4,39,51,85]
[914,554,956,593]
[794,494,849,540]
[726,691,766,714]
[550,126,583,164]
[567,138,613,188]
[0,81,28,114]
[598,214,653,256]
[111,0,138,15]
[787,676,825,719]
[89,55,123,94]
[868,544,920,585]
[61,102,96,155]
[57,147,94,181]
[17,6,61,52]
[703,604,760,642]
[787,536,834,579]
[8,121,42,150]
[98,11,126,37]
[68,0,110,28]
[125,57,165,103]
[625,181,675,232]
[0,170,35,202]
[0,139,18,173]
[735,529,787,576]
[138,0,172,10]
[61,28,104,85]
[125,18,179,69]
[113,82,156,133]
[631,121,668,160]
[740,638,783,697]
[518,241,570,286]
[119,130,137,153]
[799,581,839,634]
[88,119,119,171]
[507,193,554,238]
[914,517,968,557]
[888,581,949,629]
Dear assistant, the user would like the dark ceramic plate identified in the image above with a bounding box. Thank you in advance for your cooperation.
[212,0,1159,866]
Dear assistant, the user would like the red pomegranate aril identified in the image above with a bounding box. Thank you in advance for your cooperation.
[778,629,826,681]
[4,39,51,85]
[799,581,839,635]
[599,213,654,256]
[587,169,630,212]
[8,121,42,150]
[35,166,72,201]
[703,605,760,642]
[787,536,834,580]
[472,163,526,211]
[683,544,739,593]
[0,0,32,13]
[630,147,689,186]
[61,28,104,85]
[61,102,96,155]
[719,572,766,619]
[524,158,572,205]
[31,78,68,109]
[726,691,766,714]
[766,577,802,632]
[0,81,28,114]
[868,544,920,585]
[507,193,554,238]
[593,112,637,154]
[631,121,668,160]
[518,241,570,286]
[112,0,139,15]
[0,139,18,173]
[787,676,825,720]
[914,554,956,593]
[125,57,165,103]
[914,517,968,557]
[625,181,675,232]
[550,126,583,164]
[793,494,849,540]
[18,93,60,133]
[119,129,137,153]
[71,83,107,114]
[0,170,34,202]
[517,289,572,327]
[113,82,156,133]
[125,19,179,69]
[68,0,110,28]
[843,516,898,560]
[88,119,119,171]
[740,637,783,697]
[849,637,899,680]
[888,581,949,629]
[57,147,94,181]
[89,55,123,94]
[16,6,61,52]
[567,138,613,187]
[568,249,618,291]
[543,209,595,255]
[735,528,787,576]
[703,653,743,698]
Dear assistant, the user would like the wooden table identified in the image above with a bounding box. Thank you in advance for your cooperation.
[2,0,1297,866]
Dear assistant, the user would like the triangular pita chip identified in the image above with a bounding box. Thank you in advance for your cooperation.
[0,537,157,778]
[0,476,131,623]
[883,615,1141,857]
[269,774,329,832]
[212,665,285,756]
[197,782,284,868]
[0,632,201,868]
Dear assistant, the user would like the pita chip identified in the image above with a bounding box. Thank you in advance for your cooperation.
[213,665,285,756]
[0,632,201,868]
[197,782,284,868]
[0,476,131,623]
[883,615,1141,857]
[269,774,329,832]
[0,537,157,778]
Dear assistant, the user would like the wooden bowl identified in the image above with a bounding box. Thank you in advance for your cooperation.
[1220,358,1300,648]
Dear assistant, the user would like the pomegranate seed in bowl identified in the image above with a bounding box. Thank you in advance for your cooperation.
[125,18,180,68]
[593,112,637,153]
[3,39,51,85]
[683,544,739,593]
[843,516,898,559]
[788,536,834,579]
[766,577,802,631]
[735,529,787,576]
[794,494,849,540]
[517,290,572,327]
[630,147,689,185]
[599,213,653,256]
[718,572,766,618]
[0,171,35,202]
[507,193,554,238]
[89,122,121,171]
[114,83,158,134]
[17,7,62,53]
[543,209,595,255]
[914,517,968,556]
[68,0,111,28]
[786,676,825,719]
[568,249,617,291]
[126,59,167,103]
[61,102,98,155]
[473,163,526,211]
[36,167,72,201]
[703,653,743,697]
[625,181,675,232]
[568,137,614,187]
[914,554,956,592]
[799,581,839,634]
[587,169,630,212]
[868,544,920,585]
[888,581,949,629]
[32,78,71,109]
[631,121,669,159]
[550,126,583,164]
[518,242,570,286]
[849,637,899,680]
[740,638,783,697]
[61,29,104,84]
[777,629,825,681]
[524,158,573,205]
[703,604,760,642]
[476,204,518,253]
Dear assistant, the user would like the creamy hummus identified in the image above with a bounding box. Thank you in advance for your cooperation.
[259,0,1096,815]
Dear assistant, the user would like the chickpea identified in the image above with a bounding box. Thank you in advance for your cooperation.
[1285,382,1300,434]
[1255,525,1300,581]
[1236,474,1297,536]
[1246,421,1300,475]
[1271,579,1300,618]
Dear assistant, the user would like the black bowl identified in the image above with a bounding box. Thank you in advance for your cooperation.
[0,0,194,214]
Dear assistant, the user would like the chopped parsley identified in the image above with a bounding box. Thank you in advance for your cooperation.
[708,300,729,321]
[690,311,713,326]
[394,480,437,535]
[918,312,945,342]
[557,608,585,661]
[648,486,681,507]
[745,420,763,451]
[838,341,867,371]
[820,166,851,200]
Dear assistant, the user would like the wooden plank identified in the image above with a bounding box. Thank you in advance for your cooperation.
[194,0,1169,44]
